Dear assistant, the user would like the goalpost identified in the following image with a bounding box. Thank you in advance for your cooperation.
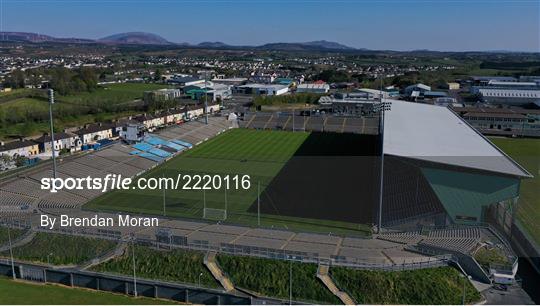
[202,188,228,221]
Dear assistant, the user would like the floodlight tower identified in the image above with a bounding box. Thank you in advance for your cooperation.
[7,225,15,280]
[48,89,57,179]
[377,75,388,234]
[204,71,209,125]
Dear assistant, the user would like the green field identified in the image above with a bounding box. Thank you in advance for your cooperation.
[331,266,481,304]
[217,254,340,304]
[489,137,540,245]
[0,277,176,304]
[0,83,168,139]
[86,129,371,235]
[1,232,117,266]
[60,83,169,105]
[91,246,220,289]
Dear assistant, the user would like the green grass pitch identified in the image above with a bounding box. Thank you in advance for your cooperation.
[86,129,371,235]
[489,137,540,245]
[0,277,176,304]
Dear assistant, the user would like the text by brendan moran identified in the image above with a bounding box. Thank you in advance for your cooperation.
[40,214,159,229]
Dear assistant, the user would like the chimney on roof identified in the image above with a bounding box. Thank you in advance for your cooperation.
[98,123,102,127]
[0,141,4,146]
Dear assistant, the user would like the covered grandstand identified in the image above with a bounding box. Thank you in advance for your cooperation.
[239,100,532,230]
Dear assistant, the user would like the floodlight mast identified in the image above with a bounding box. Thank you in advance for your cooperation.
[377,76,384,234]
[204,71,209,125]
[7,224,15,280]
[48,89,57,179]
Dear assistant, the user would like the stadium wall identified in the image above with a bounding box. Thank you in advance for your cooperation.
[421,167,520,224]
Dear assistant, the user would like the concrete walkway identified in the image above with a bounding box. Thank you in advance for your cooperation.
[204,251,235,292]
[317,264,355,305]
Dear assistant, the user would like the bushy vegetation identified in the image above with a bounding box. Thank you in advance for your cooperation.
[474,246,511,271]
[253,93,323,106]
[0,227,26,246]
[0,276,175,304]
[1,232,117,265]
[331,266,481,305]
[91,246,220,288]
[217,255,340,304]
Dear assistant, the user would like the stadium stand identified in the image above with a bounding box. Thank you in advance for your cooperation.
[378,231,423,245]
[0,178,48,198]
[171,140,193,148]
[133,142,154,152]
[148,147,172,158]
[0,191,36,206]
[139,152,164,162]
[240,112,379,135]
[145,136,169,146]
[125,155,157,169]
[0,116,233,216]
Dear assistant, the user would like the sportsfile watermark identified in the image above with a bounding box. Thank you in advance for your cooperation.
[40,174,251,193]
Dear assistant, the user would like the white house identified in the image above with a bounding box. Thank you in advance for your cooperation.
[75,123,114,144]
[33,132,82,154]
[0,140,39,158]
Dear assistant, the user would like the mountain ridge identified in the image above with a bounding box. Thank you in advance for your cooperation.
[0,31,359,51]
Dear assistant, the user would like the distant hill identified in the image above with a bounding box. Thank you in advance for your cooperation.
[257,40,356,51]
[0,32,94,43]
[197,41,230,48]
[0,31,359,51]
[99,32,172,45]
[301,40,355,50]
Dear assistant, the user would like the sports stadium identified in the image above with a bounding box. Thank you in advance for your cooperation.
[0,99,531,297]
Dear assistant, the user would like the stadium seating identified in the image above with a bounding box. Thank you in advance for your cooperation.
[132,142,154,152]
[172,140,193,148]
[0,116,232,213]
[139,152,164,162]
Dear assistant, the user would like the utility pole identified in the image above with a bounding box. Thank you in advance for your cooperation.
[7,225,15,280]
[162,173,166,216]
[203,189,206,219]
[48,89,57,179]
[257,181,261,226]
[131,236,137,297]
[224,187,228,220]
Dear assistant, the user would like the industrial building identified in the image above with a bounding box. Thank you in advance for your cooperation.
[468,76,540,107]
[453,106,540,137]
[233,83,289,96]
[296,83,330,93]
[143,88,182,103]
[211,77,248,86]
[476,88,540,107]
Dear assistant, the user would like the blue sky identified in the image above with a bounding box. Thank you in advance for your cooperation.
[1,0,539,51]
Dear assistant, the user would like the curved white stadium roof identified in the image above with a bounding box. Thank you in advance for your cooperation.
[383,100,532,178]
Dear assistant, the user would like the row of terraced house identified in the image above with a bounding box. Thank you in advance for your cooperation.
[0,103,220,160]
